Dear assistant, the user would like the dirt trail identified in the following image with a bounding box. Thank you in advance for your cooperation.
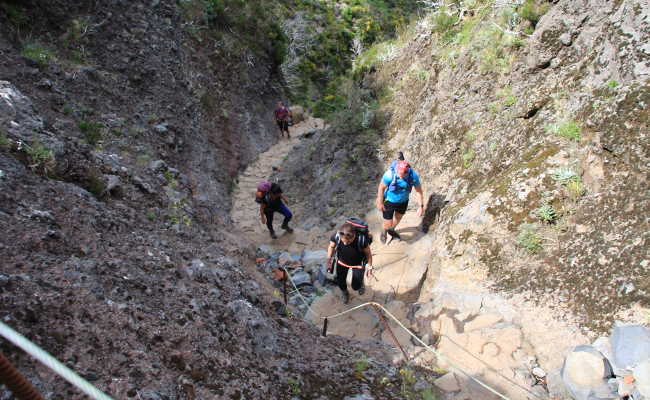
[230,118,328,253]
[306,205,429,340]
[230,118,430,343]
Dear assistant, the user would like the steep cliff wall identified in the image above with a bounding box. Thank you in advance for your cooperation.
[0,1,410,398]
[367,0,649,332]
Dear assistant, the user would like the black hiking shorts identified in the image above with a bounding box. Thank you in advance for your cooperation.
[276,120,289,132]
[383,200,408,220]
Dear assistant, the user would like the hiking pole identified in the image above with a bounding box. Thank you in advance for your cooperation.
[322,318,328,337]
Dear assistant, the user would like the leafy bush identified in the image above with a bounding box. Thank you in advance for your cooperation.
[566,179,585,200]
[517,0,550,26]
[547,121,581,141]
[462,148,475,168]
[1,3,27,26]
[78,121,104,146]
[0,131,10,149]
[21,43,55,66]
[24,141,55,172]
[552,167,579,185]
[517,224,542,253]
[606,80,619,89]
[535,203,557,223]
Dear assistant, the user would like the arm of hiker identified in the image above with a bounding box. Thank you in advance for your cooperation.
[281,194,289,205]
[327,241,336,272]
[414,185,424,217]
[260,204,266,224]
[376,181,387,211]
[363,246,373,277]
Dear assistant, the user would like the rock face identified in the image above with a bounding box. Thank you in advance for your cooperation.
[0,1,408,399]
[368,0,649,333]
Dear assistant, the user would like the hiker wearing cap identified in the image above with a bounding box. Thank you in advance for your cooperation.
[326,221,373,304]
[375,159,424,244]
[274,102,292,139]
[256,182,293,239]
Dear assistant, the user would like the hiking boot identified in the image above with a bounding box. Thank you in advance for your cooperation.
[341,290,350,304]
[387,229,401,241]
[380,230,387,244]
[357,286,365,296]
[269,231,278,239]
[281,224,294,233]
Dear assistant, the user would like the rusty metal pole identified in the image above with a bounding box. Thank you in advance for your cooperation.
[0,351,45,400]
[283,271,288,306]
[373,305,409,362]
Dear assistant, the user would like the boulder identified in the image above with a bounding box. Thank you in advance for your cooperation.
[635,359,650,397]
[561,345,618,400]
[290,271,312,287]
[611,324,650,370]
[301,249,327,266]
[290,105,305,124]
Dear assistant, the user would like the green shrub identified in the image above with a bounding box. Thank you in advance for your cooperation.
[566,179,585,200]
[62,104,74,115]
[503,95,517,107]
[86,171,106,197]
[462,148,475,167]
[21,43,55,66]
[78,121,104,146]
[547,121,581,141]
[354,358,369,373]
[432,8,459,41]
[552,167,579,185]
[287,377,301,395]
[146,210,157,221]
[0,131,10,149]
[1,3,27,26]
[606,80,619,89]
[517,0,550,26]
[517,224,542,253]
[535,203,557,223]
[25,141,55,172]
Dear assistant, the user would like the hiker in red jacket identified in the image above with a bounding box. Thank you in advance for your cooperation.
[274,102,292,139]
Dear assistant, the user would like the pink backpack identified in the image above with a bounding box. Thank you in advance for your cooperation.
[257,180,272,193]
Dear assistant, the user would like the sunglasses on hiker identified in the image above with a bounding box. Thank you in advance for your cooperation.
[339,231,355,238]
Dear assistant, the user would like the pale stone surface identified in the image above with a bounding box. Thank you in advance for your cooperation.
[464,314,503,332]
[434,373,460,392]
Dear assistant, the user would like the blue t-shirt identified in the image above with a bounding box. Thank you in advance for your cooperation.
[382,169,421,204]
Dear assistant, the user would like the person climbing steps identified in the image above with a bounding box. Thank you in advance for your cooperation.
[375,154,424,244]
[326,220,373,304]
[256,181,293,239]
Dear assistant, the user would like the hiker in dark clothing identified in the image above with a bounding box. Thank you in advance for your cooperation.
[326,223,373,304]
[274,102,292,139]
[257,183,293,239]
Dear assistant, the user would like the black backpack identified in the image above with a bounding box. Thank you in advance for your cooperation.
[334,218,373,266]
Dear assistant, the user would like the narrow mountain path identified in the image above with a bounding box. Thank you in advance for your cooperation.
[230,119,431,344]
[230,118,327,253]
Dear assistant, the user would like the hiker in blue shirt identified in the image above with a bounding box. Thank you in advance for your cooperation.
[375,159,424,244]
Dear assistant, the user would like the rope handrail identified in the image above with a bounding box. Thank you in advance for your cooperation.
[280,268,546,400]
[0,321,113,400]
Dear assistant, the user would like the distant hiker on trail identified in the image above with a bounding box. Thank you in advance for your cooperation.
[375,157,424,244]
[274,102,292,139]
[326,219,374,304]
[256,181,293,239]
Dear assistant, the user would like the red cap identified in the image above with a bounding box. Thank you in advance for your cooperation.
[396,161,410,174]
